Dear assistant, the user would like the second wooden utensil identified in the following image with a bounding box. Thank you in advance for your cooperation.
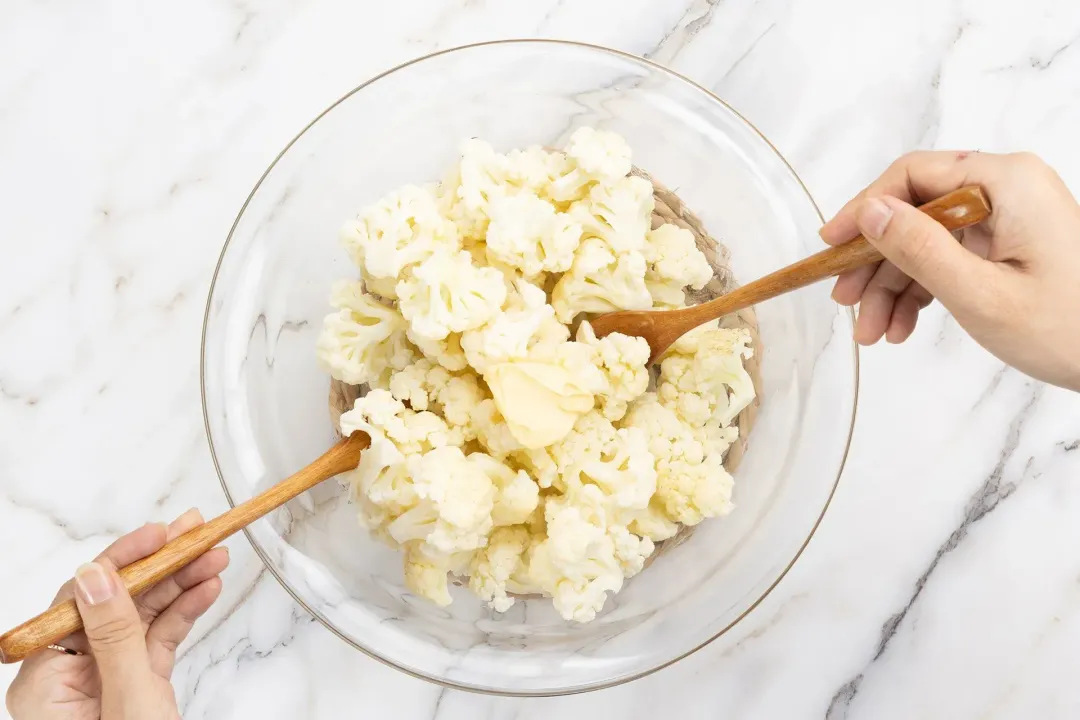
[590,185,993,362]
[0,430,370,664]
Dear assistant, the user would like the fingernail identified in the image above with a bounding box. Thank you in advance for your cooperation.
[856,198,894,240]
[75,563,115,606]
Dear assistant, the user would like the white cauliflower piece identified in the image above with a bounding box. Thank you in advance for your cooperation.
[340,184,459,281]
[485,191,582,277]
[575,322,651,421]
[468,526,531,612]
[444,139,510,239]
[398,247,508,340]
[316,281,416,387]
[388,359,487,444]
[473,398,525,458]
[659,323,755,426]
[570,175,653,254]
[527,484,654,622]
[403,542,472,608]
[389,446,495,554]
[642,224,714,307]
[461,280,556,374]
[406,329,469,372]
[339,390,456,533]
[551,238,652,323]
[466,453,540,527]
[566,126,632,182]
[621,394,734,526]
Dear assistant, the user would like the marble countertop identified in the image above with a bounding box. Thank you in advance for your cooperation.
[3,1,1080,718]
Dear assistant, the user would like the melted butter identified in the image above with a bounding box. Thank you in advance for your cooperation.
[485,361,594,449]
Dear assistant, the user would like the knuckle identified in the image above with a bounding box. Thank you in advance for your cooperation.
[1008,151,1048,174]
[86,617,141,647]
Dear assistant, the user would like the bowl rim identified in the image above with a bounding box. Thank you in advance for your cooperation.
[200,37,859,697]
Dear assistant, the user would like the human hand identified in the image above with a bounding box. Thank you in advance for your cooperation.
[820,150,1080,391]
[5,510,229,720]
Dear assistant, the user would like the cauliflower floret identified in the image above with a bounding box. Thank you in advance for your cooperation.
[339,390,456,533]
[621,394,734,526]
[406,329,469,372]
[566,126,632,182]
[526,484,654,622]
[485,191,582,277]
[468,526,532,612]
[526,411,656,512]
[473,398,525,458]
[341,389,457,457]
[575,322,651,421]
[659,323,755,427]
[398,247,508,340]
[316,282,416,387]
[642,224,714,307]
[403,542,473,607]
[438,373,488,443]
[551,238,652,323]
[629,501,681,542]
[466,452,540,527]
[504,145,570,193]
[389,446,496,554]
[570,175,653,254]
[461,280,557,374]
[341,184,459,281]
[388,359,487,444]
[444,139,511,239]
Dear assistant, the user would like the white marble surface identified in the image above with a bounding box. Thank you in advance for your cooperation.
[2,0,1080,718]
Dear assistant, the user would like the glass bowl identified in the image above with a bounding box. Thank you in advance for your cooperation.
[201,40,857,696]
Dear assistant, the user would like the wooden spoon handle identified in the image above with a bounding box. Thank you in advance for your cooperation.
[688,185,992,321]
[0,432,369,664]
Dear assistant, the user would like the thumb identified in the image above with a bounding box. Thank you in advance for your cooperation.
[74,562,153,693]
[855,195,997,309]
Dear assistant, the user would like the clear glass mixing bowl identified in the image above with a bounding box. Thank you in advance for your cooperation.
[201,40,857,695]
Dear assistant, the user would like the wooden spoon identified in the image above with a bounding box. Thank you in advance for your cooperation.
[0,431,370,664]
[591,186,992,362]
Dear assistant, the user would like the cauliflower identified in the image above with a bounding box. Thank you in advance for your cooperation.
[485,191,582,277]
[398,247,508,340]
[461,280,556,374]
[570,175,654,254]
[551,238,652,323]
[575,322,651,421]
[642,224,714,307]
[321,128,755,623]
[565,126,632,182]
[316,281,416,387]
[403,542,472,608]
[526,484,654,622]
[473,398,525,458]
[467,452,540,527]
[658,322,755,426]
[339,390,457,532]
[468,526,532,612]
[341,184,459,281]
[621,394,734,526]
[406,329,469,372]
[388,446,496,553]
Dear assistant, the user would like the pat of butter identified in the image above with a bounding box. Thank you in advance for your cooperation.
[485,362,595,449]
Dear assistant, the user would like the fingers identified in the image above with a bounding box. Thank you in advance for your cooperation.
[886,283,933,344]
[73,562,155,705]
[135,509,210,622]
[853,260,914,345]
[855,196,999,311]
[831,265,879,306]
[146,577,223,678]
[821,150,1004,246]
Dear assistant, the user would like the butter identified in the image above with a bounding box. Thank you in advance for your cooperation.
[485,361,595,448]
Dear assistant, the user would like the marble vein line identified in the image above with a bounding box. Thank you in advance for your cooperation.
[645,0,723,64]
[824,384,1043,720]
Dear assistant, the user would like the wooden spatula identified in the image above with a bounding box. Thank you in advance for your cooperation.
[0,431,370,664]
[590,186,992,363]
